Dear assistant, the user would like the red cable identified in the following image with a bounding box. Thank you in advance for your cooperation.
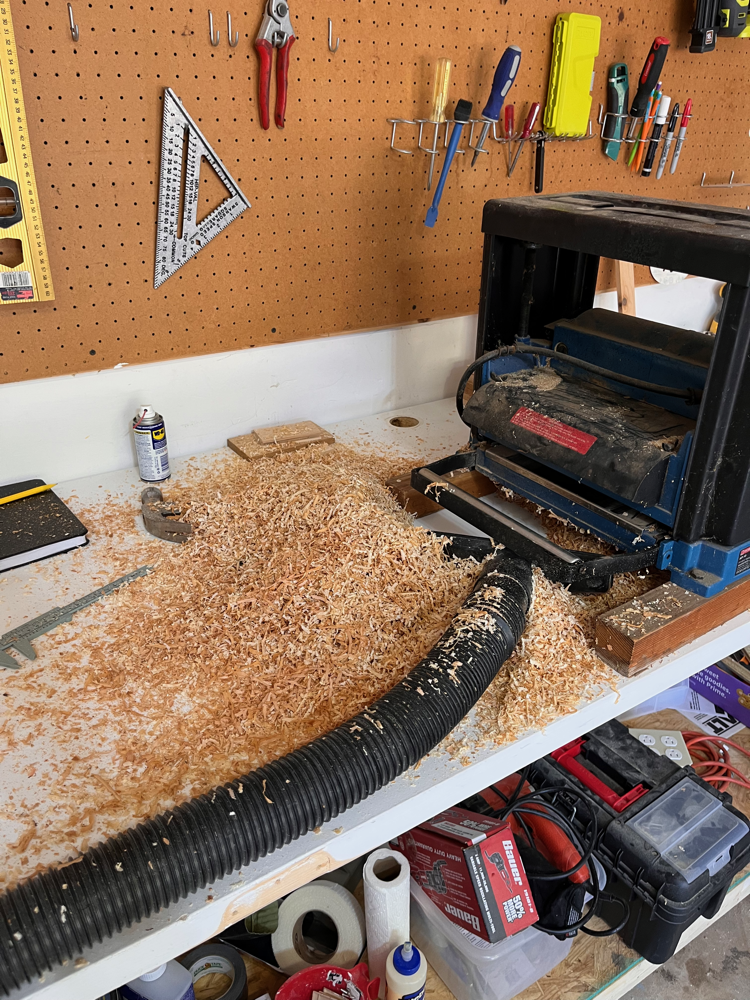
[682,731,750,793]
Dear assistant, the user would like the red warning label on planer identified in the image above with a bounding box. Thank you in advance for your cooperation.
[510,406,597,455]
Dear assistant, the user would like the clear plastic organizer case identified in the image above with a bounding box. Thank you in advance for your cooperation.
[627,778,748,883]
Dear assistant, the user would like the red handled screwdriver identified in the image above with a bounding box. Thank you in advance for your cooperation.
[508,102,540,177]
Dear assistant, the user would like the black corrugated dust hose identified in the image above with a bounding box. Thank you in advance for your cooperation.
[0,550,532,992]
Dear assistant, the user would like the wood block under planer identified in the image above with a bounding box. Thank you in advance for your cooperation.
[596,574,750,676]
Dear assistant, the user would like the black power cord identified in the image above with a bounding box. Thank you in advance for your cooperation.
[455,343,703,420]
[485,773,629,939]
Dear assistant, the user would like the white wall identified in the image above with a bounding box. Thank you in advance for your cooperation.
[595,276,722,333]
[1,276,723,486]
[2,316,476,484]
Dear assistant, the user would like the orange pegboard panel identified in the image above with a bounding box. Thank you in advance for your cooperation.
[1,0,747,383]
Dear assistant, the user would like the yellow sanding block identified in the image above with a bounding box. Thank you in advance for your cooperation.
[228,421,335,460]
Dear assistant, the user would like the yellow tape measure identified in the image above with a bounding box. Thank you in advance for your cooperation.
[0,1,54,304]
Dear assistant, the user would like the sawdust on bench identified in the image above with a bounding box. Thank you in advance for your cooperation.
[0,444,657,889]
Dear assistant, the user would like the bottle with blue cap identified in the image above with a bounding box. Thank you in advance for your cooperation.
[385,941,426,1000]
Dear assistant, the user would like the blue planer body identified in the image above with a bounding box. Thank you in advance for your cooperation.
[410,193,750,597]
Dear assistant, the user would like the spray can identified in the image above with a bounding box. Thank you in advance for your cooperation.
[385,942,426,1000]
[133,405,170,483]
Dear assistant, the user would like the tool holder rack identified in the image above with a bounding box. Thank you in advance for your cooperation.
[700,171,750,189]
[597,105,693,161]
[387,116,595,185]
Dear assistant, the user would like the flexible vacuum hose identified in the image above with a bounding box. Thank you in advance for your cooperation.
[0,550,532,992]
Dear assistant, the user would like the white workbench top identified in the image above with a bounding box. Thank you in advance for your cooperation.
[4,398,750,1000]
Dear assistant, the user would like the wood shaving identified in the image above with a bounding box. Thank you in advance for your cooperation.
[0,443,662,890]
[0,445,479,888]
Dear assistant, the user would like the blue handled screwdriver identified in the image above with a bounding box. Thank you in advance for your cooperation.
[425,99,472,228]
[470,45,522,168]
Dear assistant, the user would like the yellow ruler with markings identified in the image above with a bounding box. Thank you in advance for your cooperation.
[0,0,54,304]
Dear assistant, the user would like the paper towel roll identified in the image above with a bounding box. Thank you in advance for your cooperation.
[363,848,411,999]
[271,880,366,976]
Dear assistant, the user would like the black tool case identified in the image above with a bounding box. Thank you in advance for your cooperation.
[529,719,750,963]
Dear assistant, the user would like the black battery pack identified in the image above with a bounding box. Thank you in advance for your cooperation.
[529,719,750,964]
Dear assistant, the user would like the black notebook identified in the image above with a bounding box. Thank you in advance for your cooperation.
[0,480,89,572]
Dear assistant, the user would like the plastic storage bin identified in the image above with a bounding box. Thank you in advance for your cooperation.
[409,880,572,1000]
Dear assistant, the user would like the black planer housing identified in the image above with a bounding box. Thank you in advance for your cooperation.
[411,193,750,596]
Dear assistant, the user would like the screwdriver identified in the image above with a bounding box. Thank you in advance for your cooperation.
[471,45,522,167]
[656,102,679,179]
[508,102,540,177]
[504,105,515,172]
[642,94,671,177]
[426,58,452,191]
[534,134,545,193]
[626,37,670,141]
[425,99,473,228]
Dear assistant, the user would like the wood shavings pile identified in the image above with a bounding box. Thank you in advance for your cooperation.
[0,444,480,888]
[0,443,660,889]
[470,567,660,748]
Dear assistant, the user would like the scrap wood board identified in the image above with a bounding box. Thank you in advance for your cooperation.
[228,420,334,460]
[596,575,750,676]
[2,1,747,383]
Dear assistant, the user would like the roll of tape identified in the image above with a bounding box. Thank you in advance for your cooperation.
[271,880,366,976]
[179,943,248,1000]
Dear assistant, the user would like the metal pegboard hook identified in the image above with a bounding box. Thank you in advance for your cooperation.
[208,10,220,46]
[387,119,415,155]
[226,11,239,46]
[328,18,340,53]
[700,171,750,189]
[67,3,79,42]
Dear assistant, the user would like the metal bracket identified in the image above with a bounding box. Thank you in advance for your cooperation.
[700,171,750,189]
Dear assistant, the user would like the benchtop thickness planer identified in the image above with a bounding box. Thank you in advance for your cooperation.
[411,193,750,597]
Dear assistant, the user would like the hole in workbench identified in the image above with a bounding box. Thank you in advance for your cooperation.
[390,416,419,428]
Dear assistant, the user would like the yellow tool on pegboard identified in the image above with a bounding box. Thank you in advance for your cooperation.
[0,0,54,304]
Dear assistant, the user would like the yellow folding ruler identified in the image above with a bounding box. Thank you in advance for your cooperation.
[0,1,54,303]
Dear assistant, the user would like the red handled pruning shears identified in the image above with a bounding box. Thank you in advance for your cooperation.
[255,0,296,130]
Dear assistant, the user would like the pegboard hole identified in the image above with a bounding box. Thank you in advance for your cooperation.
[0,239,23,268]
[390,416,419,428]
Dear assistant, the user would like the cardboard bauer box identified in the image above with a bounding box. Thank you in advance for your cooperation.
[394,806,536,943]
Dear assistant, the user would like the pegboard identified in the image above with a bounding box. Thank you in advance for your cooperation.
[1,0,748,383]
